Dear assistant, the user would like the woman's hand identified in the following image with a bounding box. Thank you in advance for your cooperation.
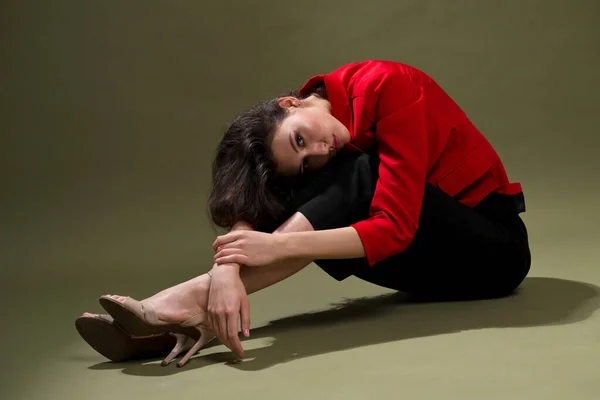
[206,264,250,359]
[212,231,288,267]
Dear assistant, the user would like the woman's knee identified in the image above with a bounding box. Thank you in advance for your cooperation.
[293,153,380,230]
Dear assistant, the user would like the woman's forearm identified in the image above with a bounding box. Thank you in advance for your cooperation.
[217,213,316,273]
[283,227,365,260]
[217,213,315,291]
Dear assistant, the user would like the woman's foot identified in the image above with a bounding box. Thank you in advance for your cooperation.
[87,273,214,366]
[100,273,212,327]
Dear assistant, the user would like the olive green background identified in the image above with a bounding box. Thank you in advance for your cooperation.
[1,1,599,399]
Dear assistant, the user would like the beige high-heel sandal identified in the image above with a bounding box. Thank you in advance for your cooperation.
[98,296,215,367]
[75,313,180,362]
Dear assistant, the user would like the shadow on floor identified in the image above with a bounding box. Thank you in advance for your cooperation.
[89,276,600,376]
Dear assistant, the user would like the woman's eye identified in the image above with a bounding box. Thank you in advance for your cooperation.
[295,132,304,147]
[302,158,309,171]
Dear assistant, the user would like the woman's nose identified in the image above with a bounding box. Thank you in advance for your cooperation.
[310,142,330,156]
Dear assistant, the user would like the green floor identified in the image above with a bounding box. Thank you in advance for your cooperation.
[4,199,600,399]
[2,1,600,399]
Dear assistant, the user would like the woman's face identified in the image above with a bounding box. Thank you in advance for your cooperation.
[270,96,351,176]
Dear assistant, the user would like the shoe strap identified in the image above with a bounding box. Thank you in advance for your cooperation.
[138,301,160,325]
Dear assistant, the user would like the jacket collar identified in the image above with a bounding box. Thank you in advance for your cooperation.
[299,73,354,139]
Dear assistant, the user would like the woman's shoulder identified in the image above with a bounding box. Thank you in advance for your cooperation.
[333,60,426,97]
[336,59,418,74]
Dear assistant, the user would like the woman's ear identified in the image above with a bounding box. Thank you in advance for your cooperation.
[277,96,301,110]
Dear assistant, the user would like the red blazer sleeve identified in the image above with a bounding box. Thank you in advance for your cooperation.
[350,71,428,266]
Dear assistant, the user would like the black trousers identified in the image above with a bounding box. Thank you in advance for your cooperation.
[287,152,531,301]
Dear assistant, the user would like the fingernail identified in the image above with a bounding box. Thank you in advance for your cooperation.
[243,329,250,337]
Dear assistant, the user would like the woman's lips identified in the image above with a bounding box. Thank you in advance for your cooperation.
[333,135,341,151]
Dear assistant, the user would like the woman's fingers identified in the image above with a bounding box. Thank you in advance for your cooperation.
[214,241,238,254]
[215,255,247,266]
[227,311,244,358]
[217,313,231,352]
[240,296,251,338]
[212,238,221,253]
[214,248,242,260]
[208,311,219,347]
[209,311,228,353]
[212,232,241,253]
[214,248,248,265]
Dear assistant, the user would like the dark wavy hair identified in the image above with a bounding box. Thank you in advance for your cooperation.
[207,84,326,233]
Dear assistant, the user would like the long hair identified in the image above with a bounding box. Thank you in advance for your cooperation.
[207,84,326,232]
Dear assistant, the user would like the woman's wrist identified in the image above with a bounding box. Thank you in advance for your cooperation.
[208,221,251,275]
[211,262,241,275]
[279,233,311,261]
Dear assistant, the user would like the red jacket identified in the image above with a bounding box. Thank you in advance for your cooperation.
[299,60,523,267]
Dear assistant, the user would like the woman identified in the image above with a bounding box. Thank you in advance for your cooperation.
[77,60,531,367]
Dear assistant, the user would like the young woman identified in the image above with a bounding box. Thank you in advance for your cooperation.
[77,60,531,367]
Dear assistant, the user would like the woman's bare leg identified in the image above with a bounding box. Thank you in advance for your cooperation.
[85,212,316,322]
[239,212,315,294]
[90,153,379,322]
